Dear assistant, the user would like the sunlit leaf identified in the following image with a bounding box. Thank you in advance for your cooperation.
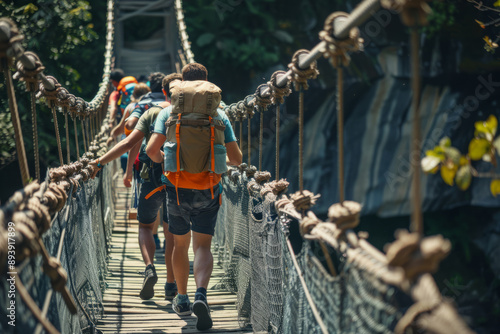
[456,166,472,191]
[439,137,451,148]
[421,156,441,173]
[494,0,500,7]
[441,164,458,186]
[445,147,461,165]
[485,115,498,136]
[459,156,469,166]
[475,19,486,28]
[493,136,500,153]
[23,3,38,14]
[469,138,490,160]
[425,149,445,161]
[491,179,500,197]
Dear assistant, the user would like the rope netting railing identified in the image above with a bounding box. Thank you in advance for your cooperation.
[204,0,476,333]
[0,0,117,333]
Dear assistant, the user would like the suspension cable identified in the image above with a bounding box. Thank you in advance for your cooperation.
[410,28,423,236]
[2,57,30,185]
[31,92,40,180]
[64,111,70,164]
[337,67,345,204]
[51,107,64,166]
[73,116,80,159]
[275,105,280,180]
[298,89,304,192]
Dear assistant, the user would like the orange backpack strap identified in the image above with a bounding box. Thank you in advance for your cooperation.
[209,116,215,200]
[145,185,166,200]
[175,113,182,205]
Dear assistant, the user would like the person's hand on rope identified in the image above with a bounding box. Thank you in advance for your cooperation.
[123,170,132,188]
[89,159,104,178]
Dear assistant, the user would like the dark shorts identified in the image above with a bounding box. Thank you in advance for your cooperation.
[165,185,220,236]
[137,181,168,224]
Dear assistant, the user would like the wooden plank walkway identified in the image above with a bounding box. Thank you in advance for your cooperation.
[97,180,251,333]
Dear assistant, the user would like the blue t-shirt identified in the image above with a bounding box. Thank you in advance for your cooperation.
[154,107,236,185]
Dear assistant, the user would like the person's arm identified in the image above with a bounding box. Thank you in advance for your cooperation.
[226,141,242,166]
[89,129,145,178]
[123,141,141,187]
[125,116,139,133]
[146,133,166,163]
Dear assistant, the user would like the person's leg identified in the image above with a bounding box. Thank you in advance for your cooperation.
[138,222,156,265]
[163,222,175,283]
[136,182,164,300]
[172,232,191,295]
[192,232,213,289]
[153,212,161,249]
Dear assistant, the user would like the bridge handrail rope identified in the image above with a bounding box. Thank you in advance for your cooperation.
[0,1,116,333]
[172,0,475,332]
[174,0,195,65]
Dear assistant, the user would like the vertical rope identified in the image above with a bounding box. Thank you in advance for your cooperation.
[259,111,264,171]
[2,58,30,185]
[298,89,304,192]
[90,114,95,141]
[275,105,280,180]
[337,67,345,204]
[64,111,70,164]
[31,92,40,181]
[410,28,423,236]
[81,119,87,153]
[51,107,64,166]
[86,118,91,148]
[73,117,80,159]
[247,115,251,165]
[239,117,243,152]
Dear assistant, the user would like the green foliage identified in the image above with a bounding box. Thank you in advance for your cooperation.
[423,0,458,36]
[422,115,500,196]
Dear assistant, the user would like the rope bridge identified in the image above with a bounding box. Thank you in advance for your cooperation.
[0,0,476,333]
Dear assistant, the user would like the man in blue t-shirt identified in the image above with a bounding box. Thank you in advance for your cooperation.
[147,63,242,330]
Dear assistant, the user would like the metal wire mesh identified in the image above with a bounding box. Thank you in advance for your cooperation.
[214,174,414,333]
[0,161,116,333]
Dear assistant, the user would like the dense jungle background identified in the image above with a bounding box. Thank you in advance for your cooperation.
[1,0,500,332]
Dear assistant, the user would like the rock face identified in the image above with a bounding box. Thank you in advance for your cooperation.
[258,43,500,217]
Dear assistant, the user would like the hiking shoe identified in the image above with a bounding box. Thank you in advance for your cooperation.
[164,281,178,300]
[139,264,158,300]
[172,294,191,316]
[154,234,161,250]
[192,299,212,330]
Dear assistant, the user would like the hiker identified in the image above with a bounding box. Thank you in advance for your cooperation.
[146,63,242,330]
[108,68,125,129]
[90,72,183,300]
[108,82,151,147]
[124,72,167,134]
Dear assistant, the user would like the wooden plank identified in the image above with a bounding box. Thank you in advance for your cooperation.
[96,177,247,334]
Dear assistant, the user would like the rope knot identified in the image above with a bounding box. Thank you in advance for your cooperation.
[42,257,68,292]
[319,12,364,68]
[14,51,44,92]
[0,18,24,59]
[260,179,289,197]
[12,211,40,262]
[243,95,255,119]
[254,84,273,112]
[245,165,258,178]
[385,229,451,281]
[268,70,292,105]
[327,201,361,232]
[254,171,272,184]
[37,76,61,108]
[288,49,320,91]
[299,211,322,236]
[290,190,320,212]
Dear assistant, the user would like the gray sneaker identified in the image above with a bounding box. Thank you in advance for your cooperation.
[172,295,191,316]
[164,281,178,300]
[139,264,157,300]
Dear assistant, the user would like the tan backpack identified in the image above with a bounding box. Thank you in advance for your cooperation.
[163,80,227,200]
